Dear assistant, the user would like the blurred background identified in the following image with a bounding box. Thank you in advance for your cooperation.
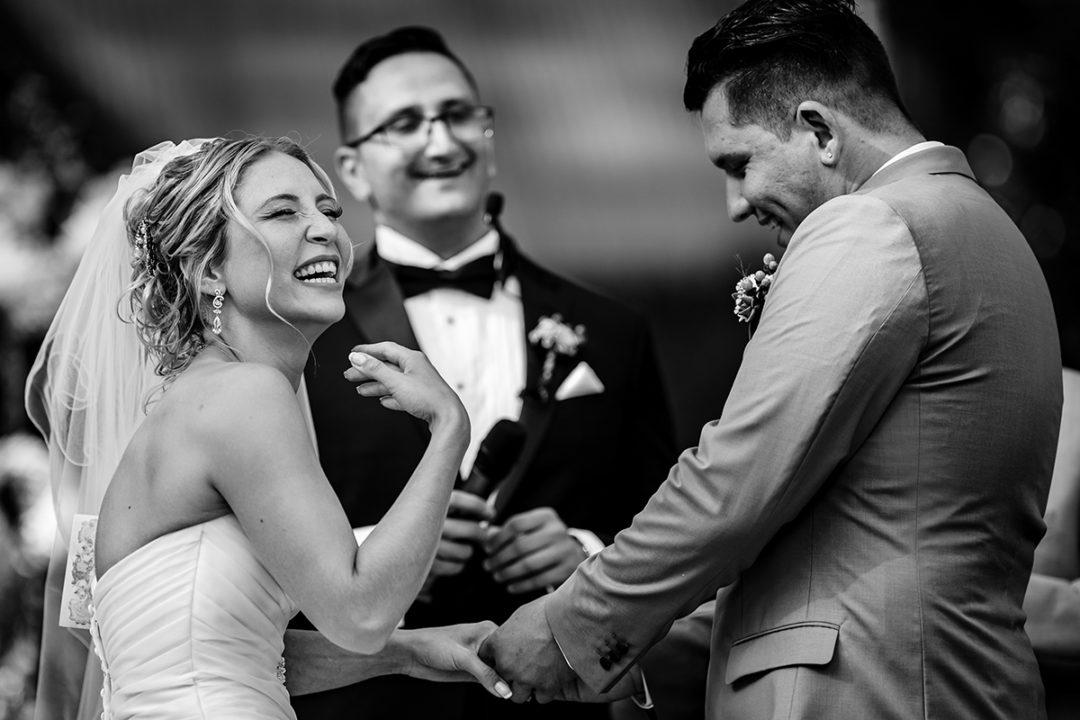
[1,0,1076,716]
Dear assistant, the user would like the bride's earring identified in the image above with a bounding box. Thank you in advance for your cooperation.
[211,288,225,335]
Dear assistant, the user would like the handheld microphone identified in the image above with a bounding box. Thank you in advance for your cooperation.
[459,418,526,499]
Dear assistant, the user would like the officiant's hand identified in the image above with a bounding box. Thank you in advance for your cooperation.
[482,507,587,594]
[420,490,494,595]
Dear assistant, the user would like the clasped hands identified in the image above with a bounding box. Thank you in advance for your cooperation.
[477,595,644,704]
[426,494,642,703]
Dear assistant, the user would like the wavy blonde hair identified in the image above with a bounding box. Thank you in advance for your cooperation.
[122,136,339,382]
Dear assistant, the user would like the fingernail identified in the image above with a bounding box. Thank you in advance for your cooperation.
[349,351,370,367]
[496,681,512,699]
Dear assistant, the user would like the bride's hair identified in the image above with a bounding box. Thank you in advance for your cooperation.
[121,136,337,382]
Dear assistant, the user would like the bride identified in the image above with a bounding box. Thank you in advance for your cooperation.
[27,137,509,719]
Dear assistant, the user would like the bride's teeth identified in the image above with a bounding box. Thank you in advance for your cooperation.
[294,260,339,281]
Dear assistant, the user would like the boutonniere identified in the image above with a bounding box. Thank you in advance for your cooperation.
[732,252,778,336]
[528,313,587,402]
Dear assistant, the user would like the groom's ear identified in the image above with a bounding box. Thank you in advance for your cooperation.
[795,100,841,167]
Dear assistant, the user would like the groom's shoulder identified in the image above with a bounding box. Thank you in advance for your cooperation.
[790,193,921,272]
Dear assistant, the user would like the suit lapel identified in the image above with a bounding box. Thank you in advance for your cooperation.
[340,247,427,445]
[342,247,421,351]
[494,238,568,518]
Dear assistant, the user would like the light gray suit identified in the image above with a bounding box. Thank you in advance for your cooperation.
[546,146,1062,719]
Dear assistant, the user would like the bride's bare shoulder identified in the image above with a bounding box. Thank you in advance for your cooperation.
[165,362,302,433]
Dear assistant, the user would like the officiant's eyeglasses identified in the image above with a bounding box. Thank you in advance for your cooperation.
[345,104,494,150]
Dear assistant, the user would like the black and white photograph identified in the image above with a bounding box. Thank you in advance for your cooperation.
[1,1,1077,718]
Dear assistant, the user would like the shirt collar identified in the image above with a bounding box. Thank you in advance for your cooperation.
[870,141,945,179]
[375,225,500,272]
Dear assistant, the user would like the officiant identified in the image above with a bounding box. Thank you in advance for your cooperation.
[291,26,676,720]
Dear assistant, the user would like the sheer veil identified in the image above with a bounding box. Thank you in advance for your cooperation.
[24,139,211,720]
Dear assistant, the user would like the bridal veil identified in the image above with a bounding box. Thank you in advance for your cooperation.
[24,139,210,720]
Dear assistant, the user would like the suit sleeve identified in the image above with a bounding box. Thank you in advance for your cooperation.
[546,195,930,691]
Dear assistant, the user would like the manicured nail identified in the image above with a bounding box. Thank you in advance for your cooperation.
[349,351,370,367]
[495,681,512,699]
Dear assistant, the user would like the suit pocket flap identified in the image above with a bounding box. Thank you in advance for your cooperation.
[725,621,839,684]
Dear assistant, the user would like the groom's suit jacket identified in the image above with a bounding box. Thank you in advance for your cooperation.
[292,233,676,720]
[548,146,1063,720]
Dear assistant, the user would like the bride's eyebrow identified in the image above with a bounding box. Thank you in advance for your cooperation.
[257,193,300,210]
[257,193,337,209]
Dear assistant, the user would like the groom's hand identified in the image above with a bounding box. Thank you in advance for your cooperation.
[480,596,579,703]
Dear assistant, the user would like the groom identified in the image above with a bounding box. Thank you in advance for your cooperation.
[482,1,1063,718]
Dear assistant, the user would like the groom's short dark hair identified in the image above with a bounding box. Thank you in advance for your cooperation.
[683,0,912,138]
[332,26,479,138]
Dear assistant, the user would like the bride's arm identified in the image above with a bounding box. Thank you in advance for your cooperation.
[283,625,510,698]
[204,343,467,655]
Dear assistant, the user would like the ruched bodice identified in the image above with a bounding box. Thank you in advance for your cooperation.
[92,514,299,719]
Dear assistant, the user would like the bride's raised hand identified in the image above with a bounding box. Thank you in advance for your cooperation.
[345,342,467,433]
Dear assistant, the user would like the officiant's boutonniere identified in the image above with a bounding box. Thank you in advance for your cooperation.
[733,253,779,335]
[529,314,587,402]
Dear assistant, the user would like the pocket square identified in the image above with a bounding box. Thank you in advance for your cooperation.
[555,361,605,401]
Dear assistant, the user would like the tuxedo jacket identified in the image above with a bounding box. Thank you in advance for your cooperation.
[292,234,676,720]
[548,146,1063,720]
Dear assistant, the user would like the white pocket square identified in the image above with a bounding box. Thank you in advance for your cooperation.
[555,361,605,401]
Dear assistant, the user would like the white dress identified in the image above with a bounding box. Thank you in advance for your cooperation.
[91,515,298,719]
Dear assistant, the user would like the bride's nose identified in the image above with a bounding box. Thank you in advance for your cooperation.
[305,212,336,244]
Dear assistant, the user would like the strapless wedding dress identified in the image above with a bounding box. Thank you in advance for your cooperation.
[91,514,298,719]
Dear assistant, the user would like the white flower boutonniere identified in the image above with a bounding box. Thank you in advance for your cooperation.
[732,253,779,335]
[528,314,587,401]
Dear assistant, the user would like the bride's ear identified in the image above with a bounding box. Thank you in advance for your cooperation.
[199,265,226,299]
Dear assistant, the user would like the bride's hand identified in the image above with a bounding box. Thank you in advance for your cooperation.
[393,623,512,700]
[345,342,467,434]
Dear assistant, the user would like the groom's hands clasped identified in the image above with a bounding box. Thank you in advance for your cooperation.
[479,596,581,703]
[481,596,646,704]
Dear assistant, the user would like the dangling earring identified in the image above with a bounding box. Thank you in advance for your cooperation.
[211,288,224,335]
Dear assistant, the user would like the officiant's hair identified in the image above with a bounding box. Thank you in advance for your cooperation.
[332,25,479,139]
[122,136,338,382]
[683,0,914,138]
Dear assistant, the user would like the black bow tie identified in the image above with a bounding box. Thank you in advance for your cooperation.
[388,255,498,299]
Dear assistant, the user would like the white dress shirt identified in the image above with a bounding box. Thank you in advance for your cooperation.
[871,140,945,178]
[376,225,526,477]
